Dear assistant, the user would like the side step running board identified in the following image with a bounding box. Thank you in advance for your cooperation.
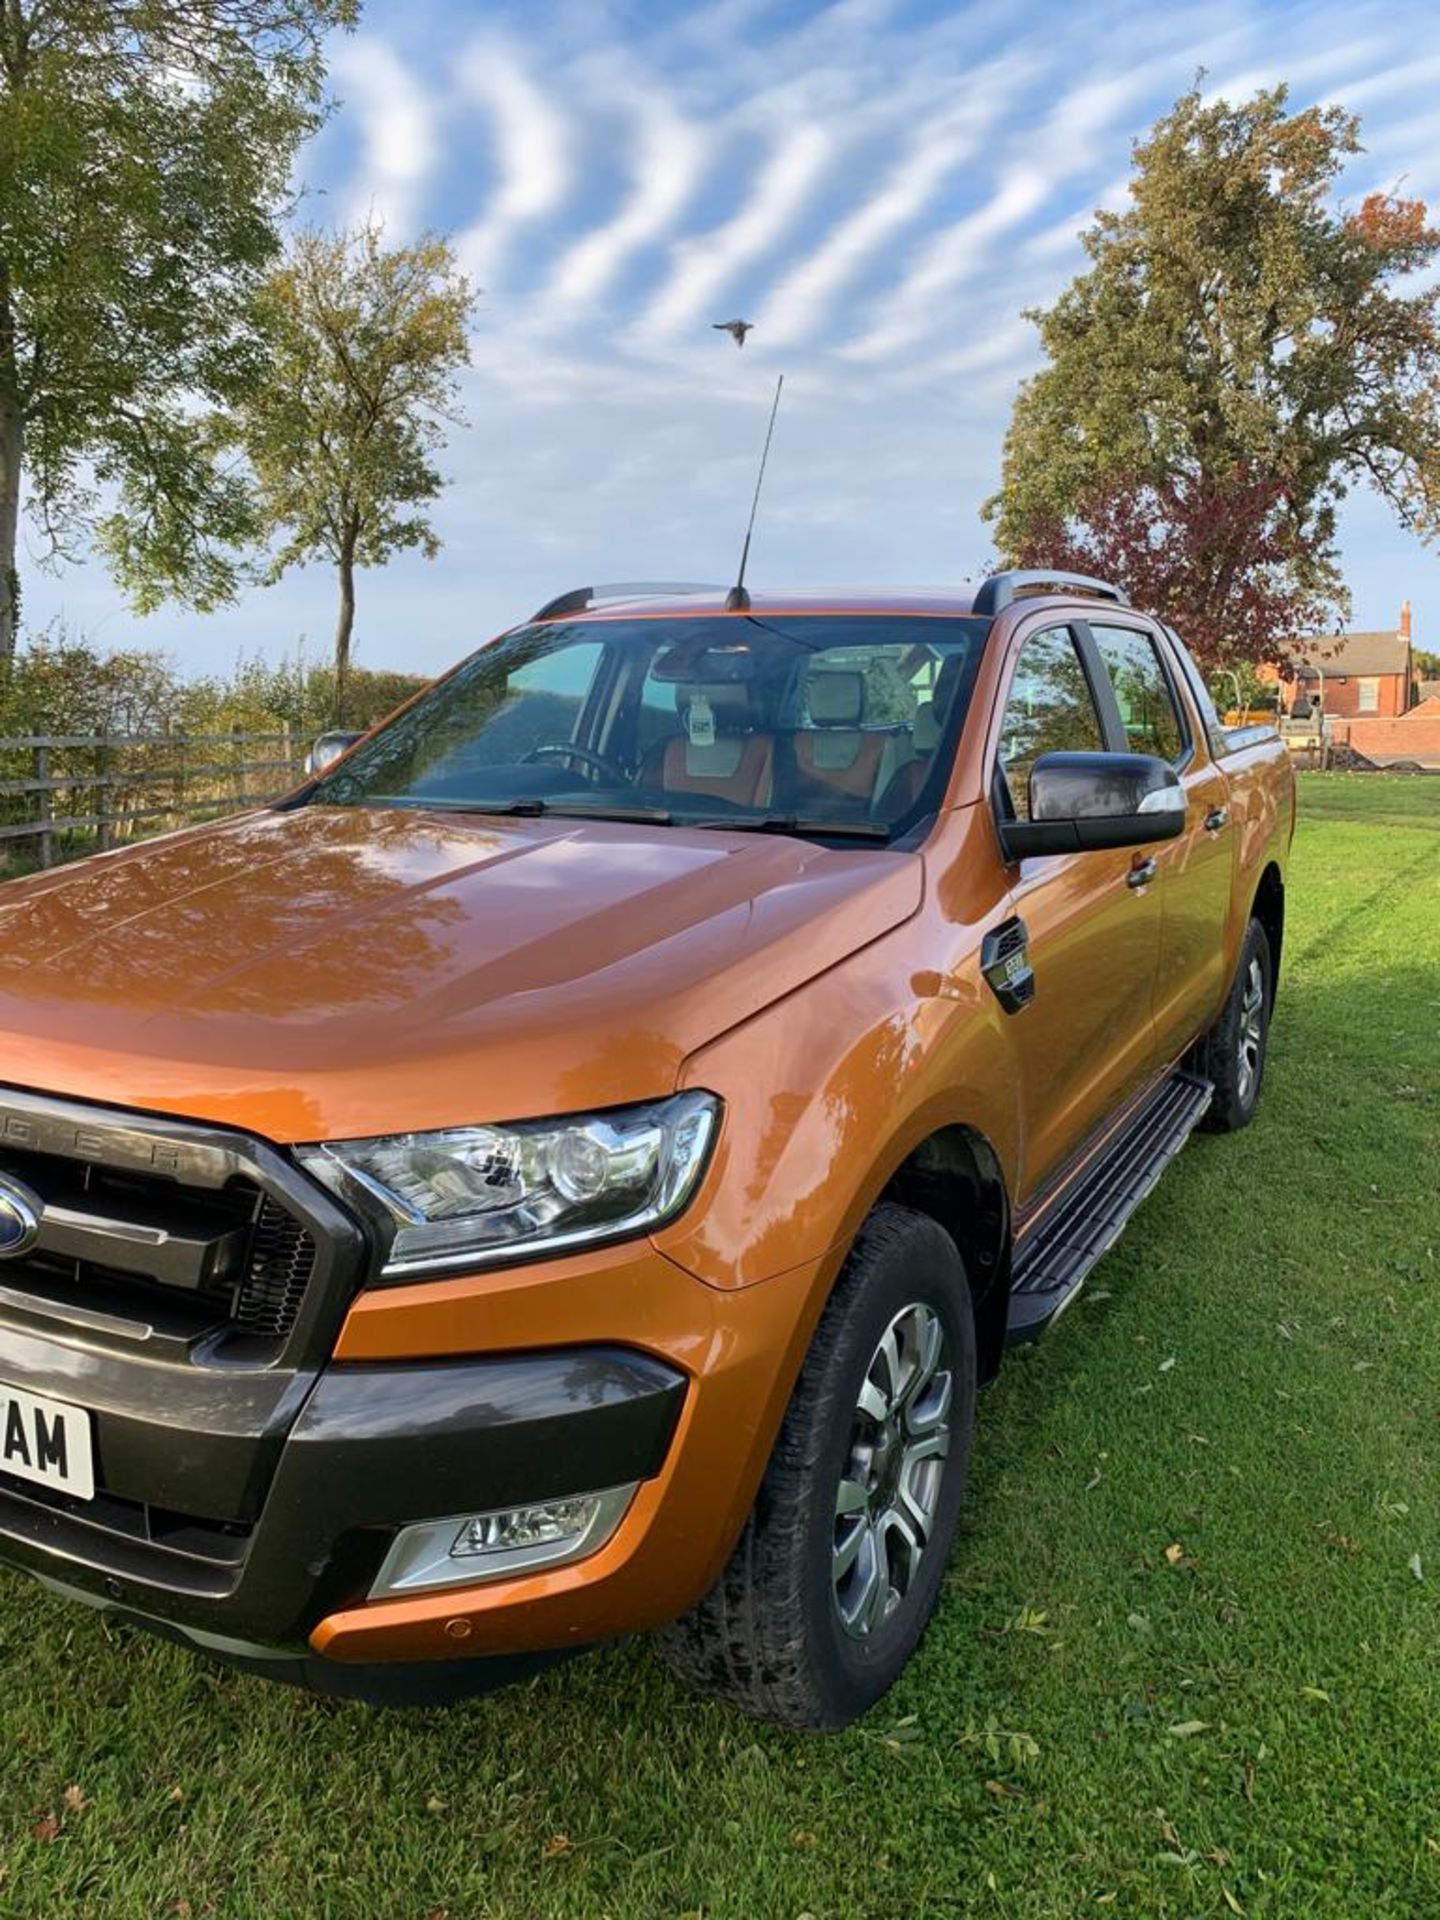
[1006,1069,1214,1342]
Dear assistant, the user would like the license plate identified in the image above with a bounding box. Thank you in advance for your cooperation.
[0,1384,95,1501]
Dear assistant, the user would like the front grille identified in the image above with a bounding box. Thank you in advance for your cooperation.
[0,1145,319,1345]
[237,1195,319,1339]
[0,1089,361,1361]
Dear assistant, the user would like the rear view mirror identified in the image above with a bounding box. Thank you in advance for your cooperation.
[999,752,1186,861]
[649,644,757,684]
[305,730,364,778]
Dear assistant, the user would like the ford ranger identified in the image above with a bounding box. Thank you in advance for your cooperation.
[0,571,1294,1728]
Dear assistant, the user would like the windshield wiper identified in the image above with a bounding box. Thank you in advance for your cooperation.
[405,797,678,825]
[690,814,891,840]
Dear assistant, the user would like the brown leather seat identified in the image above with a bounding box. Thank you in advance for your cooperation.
[641,684,774,807]
[791,670,891,805]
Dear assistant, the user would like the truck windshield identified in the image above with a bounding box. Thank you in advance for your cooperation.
[304,615,988,840]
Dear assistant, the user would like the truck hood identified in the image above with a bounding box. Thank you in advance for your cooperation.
[0,806,921,1141]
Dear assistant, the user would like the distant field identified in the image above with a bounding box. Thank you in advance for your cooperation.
[1,773,1437,1919]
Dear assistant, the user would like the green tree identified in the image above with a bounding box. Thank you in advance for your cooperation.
[234,223,475,722]
[986,86,1440,666]
[0,0,357,671]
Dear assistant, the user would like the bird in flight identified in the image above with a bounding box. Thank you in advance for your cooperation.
[713,319,754,347]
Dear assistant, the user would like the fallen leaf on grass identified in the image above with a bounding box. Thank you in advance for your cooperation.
[29,1813,59,1842]
[1222,1889,1246,1915]
[1004,1607,1052,1636]
[542,1834,573,1859]
[1322,1531,1361,1555]
[984,1779,1023,1800]
[1159,1356,1176,1372]
[1167,1720,1210,1738]
[882,1713,923,1750]
[1409,1553,1424,1581]
[1300,1686,1332,1703]
[789,1830,818,1849]
[1164,1542,1185,1566]
[62,1785,87,1815]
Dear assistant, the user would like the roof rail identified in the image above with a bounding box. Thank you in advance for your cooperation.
[972,569,1129,616]
[531,581,728,622]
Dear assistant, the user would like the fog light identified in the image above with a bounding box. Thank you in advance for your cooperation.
[369,1484,638,1598]
[451,1495,602,1559]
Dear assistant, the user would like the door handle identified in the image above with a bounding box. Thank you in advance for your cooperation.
[1204,806,1229,833]
[1127,857,1157,891]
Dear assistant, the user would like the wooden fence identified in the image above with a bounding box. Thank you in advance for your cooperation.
[0,728,321,872]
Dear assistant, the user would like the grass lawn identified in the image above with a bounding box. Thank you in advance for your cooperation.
[1,773,1437,1919]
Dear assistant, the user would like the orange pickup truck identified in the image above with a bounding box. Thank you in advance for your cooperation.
[0,572,1293,1727]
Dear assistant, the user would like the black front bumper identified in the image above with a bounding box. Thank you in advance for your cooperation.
[0,1343,687,1670]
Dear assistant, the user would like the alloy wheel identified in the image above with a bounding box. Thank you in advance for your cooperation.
[832,1301,953,1640]
[1237,955,1266,1106]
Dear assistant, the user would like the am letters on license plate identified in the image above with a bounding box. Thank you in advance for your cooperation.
[0,1385,95,1501]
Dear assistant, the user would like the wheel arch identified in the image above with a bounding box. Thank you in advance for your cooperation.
[1250,861,1285,991]
[876,1123,1012,1384]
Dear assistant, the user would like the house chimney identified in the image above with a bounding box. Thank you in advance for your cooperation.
[1400,599,1412,640]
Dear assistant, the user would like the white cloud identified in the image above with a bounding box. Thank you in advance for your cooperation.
[630,123,833,346]
[842,165,1051,363]
[840,59,1222,363]
[543,89,708,313]
[454,42,572,286]
[329,38,439,235]
[752,109,992,349]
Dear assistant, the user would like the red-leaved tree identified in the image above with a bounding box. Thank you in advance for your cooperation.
[1012,468,1340,669]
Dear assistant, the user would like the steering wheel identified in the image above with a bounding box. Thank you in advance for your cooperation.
[522,742,634,787]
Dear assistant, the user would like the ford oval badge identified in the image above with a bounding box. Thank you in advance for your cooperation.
[0,1173,43,1259]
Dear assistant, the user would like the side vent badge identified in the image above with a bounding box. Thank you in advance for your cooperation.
[981,918,1035,1015]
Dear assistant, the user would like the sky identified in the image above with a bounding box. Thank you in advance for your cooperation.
[25,0,1440,676]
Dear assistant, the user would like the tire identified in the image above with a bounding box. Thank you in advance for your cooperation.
[657,1204,977,1730]
[1198,917,1273,1133]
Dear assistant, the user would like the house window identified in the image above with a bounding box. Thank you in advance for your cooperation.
[1358,677,1380,713]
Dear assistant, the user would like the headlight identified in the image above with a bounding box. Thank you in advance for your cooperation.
[296,1092,720,1279]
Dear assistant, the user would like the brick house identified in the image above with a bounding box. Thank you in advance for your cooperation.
[1263,603,1415,718]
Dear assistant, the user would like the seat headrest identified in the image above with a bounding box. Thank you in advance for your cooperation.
[807,670,865,728]
[912,700,941,753]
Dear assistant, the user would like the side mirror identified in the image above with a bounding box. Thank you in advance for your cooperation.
[305,730,364,778]
[1000,752,1186,861]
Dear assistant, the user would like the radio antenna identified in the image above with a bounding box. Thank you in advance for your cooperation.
[726,373,784,611]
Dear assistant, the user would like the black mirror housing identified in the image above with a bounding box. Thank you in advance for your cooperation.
[1000,752,1186,861]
